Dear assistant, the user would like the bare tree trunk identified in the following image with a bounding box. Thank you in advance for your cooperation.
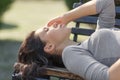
[115,0,120,6]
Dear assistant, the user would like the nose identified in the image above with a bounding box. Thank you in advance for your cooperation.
[43,27,49,32]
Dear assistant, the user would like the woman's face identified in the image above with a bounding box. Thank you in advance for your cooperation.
[35,26,71,45]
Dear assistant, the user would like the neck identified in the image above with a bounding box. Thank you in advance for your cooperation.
[55,40,78,56]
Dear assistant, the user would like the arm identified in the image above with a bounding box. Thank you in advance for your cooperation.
[47,0,115,29]
[96,0,115,29]
[109,59,120,80]
[47,0,97,27]
[61,0,97,25]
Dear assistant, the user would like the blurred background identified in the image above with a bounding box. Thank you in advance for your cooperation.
[0,0,119,80]
[0,0,82,80]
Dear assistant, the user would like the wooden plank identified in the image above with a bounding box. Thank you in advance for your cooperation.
[39,3,120,80]
[74,16,98,24]
[115,19,120,27]
[116,7,120,14]
[73,7,120,25]
[43,67,84,80]
[71,28,94,36]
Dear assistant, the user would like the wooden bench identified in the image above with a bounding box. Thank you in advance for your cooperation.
[12,1,120,80]
[35,1,120,80]
[42,67,84,80]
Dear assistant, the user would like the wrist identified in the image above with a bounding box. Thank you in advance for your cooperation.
[62,13,71,24]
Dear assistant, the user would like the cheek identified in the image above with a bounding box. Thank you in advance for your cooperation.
[47,30,61,41]
[46,28,70,43]
[48,31,58,39]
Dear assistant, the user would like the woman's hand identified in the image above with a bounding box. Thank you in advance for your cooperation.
[47,0,97,28]
[47,15,69,28]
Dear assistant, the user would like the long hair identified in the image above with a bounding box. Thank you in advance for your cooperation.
[12,31,64,80]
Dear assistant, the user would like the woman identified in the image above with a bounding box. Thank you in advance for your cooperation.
[13,0,120,80]
[13,26,120,80]
[13,29,66,80]
[46,0,120,79]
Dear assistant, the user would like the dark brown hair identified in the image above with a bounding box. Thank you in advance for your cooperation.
[18,31,48,65]
[13,31,64,80]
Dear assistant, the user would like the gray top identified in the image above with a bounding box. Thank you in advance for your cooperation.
[62,29,120,80]
[62,0,119,80]
[96,0,115,29]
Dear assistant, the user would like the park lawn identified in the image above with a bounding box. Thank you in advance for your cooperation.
[0,0,67,80]
[0,0,89,80]
[0,0,68,41]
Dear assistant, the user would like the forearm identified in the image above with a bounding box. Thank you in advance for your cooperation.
[109,59,120,80]
[63,0,97,23]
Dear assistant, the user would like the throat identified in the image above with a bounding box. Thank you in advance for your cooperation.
[67,40,78,45]
[55,40,78,56]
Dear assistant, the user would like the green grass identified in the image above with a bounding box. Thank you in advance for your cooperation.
[0,0,68,41]
[0,1,90,80]
[0,0,67,80]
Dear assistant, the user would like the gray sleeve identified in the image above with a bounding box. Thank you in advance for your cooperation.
[62,46,109,80]
[96,0,115,29]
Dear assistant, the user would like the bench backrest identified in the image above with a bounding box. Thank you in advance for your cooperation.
[71,2,120,42]
[39,1,120,80]
[37,2,120,80]
[12,1,120,80]
[41,2,120,80]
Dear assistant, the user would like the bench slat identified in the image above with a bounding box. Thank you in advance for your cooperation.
[74,16,120,27]
[43,67,84,80]
[40,4,120,80]
[115,19,120,27]
[116,7,120,19]
[72,28,95,36]
[116,7,120,14]
[74,16,98,24]
[73,7,120,27]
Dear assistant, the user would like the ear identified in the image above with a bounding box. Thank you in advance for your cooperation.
[44,43,55,54]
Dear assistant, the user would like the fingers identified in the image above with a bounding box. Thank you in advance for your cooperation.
[47,16,63,27]
[61,24,66,28]
[48,20,62,27]
[47,16,66,28]
[53,22,66,28]
[53,22,58,28]
[47,20,65,28]
[47,19,56,27]
[47,17,59,27]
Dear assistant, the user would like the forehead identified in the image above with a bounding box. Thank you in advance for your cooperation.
[35,28,42,35]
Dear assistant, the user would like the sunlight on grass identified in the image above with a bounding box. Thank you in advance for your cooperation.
[0,0,68,41]
[0,0,91,80]
[0,0,68,80]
